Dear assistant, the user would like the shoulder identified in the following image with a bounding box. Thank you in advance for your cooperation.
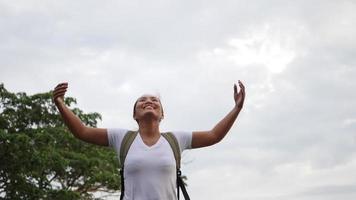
[107,128,132,148]
[169,131,192,139]
[107,128,130,138]
[166,131,193,151]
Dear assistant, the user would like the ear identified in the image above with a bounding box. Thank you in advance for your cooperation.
[133,114,138,122]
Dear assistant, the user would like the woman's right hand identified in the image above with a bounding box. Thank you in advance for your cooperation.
[53,82,68,105]
[52,82,109,146]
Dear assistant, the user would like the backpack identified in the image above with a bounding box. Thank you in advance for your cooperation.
[119,130,190,200]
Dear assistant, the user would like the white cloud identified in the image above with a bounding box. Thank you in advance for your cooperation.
[199,24,298,74]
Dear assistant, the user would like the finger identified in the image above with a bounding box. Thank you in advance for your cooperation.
[241,85,246,99]
[54,87,67,93]
[238,80,245,91]
[53,88,67,95]
[234,84,238,94]
[53,93,64,99]
[55,82,68,89]
[54,85,68,90]
[237,80,245,99]
[55,83,68,89]
[54,85,68,92]
[53,88,67,96]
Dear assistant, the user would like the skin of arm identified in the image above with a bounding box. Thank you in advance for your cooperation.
[53,83,108,146]
[192,80,245,149]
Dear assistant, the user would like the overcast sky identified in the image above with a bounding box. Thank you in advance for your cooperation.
[1,0,356,199]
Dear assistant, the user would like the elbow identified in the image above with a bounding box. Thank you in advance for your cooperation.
[70,125,87,140]
[214,136,223,145]
[210,130,225,145]
[209,131,221,146]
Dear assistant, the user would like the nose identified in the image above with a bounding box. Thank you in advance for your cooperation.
[143,99,154,106]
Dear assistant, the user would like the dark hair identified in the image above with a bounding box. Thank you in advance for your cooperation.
[133,97,164,123]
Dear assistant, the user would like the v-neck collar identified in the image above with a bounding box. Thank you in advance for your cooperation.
[137,132,162,149]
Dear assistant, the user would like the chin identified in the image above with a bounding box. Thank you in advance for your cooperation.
[141,111,160,119]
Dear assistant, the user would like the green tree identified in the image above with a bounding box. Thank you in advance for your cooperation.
[0,83,120,200]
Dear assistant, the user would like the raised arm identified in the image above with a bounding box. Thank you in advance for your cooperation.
[191,80,245,148]
[53,82,109,146]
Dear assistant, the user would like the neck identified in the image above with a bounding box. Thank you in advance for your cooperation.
[138,119,160,138]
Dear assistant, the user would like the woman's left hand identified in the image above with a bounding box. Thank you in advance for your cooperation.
[234,80,245,109]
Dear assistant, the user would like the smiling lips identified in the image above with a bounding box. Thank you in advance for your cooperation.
[143,105,154,109]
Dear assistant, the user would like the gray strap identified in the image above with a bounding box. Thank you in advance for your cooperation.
[119,130,138,168]
[162,132,181,169]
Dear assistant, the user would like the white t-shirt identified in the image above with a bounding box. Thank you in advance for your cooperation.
[108,128,192,200]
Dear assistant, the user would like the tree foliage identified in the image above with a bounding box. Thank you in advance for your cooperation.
[0,83,120,200]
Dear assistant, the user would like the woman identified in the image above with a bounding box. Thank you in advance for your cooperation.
[53,81,245,200]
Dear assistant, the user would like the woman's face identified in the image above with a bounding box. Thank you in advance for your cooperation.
[133,94,164,123]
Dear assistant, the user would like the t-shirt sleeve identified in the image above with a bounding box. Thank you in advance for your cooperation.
[172,131,193,152]
[107,128,129,154]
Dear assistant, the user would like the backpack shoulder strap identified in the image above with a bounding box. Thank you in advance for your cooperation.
[162,132,190,200]
[119,130,138,168]
[119,131,138,200]
[161,132,181,169]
